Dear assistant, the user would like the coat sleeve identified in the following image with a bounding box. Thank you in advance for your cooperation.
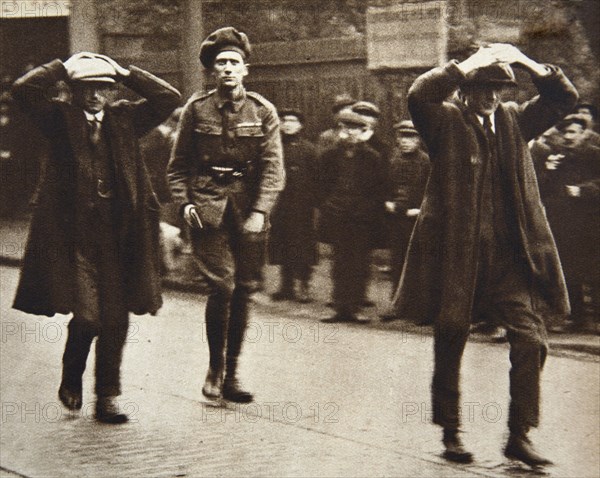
[252,102,285,214]
[120,65,181,137]
[515,65,579,142]
[167,99,195,212]
[407,61,465,153]
[11,59,67,136]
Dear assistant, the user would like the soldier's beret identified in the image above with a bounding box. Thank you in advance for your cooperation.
[278,108,304,123]
[337,109,369,127]
[69,57,116,83]
[464,63,517,87]
[199,27,251,69]
[352,101,381,118]
[393,120,419,135]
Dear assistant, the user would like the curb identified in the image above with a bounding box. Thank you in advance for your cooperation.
[2,255,598,358]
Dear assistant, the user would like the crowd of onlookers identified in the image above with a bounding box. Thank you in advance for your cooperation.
[147,92,597,333]
[2,73,598,332]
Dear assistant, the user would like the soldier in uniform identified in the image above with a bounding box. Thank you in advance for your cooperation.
[168,27,284,403]
[12,52,180,423]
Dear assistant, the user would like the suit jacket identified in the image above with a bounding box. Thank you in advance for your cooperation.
[168,88,284,229]
[392,60,578,325]
[12,59,181,316]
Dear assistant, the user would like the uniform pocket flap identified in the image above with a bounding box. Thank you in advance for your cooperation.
[234,123,264,137]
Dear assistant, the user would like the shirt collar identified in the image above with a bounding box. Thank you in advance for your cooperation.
[476,113,496,133]
[216,87,246,112]
[84,110,105,122]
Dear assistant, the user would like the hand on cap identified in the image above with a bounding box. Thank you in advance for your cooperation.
[457,46,498,75]
[486,43,549,77]
[93,53,130,77]
[63,52,99,77]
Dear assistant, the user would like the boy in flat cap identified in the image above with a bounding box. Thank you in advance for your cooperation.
[12,52,181,423]
[318,109,389,323]
[168,27,284,403]
[393,43,577,467]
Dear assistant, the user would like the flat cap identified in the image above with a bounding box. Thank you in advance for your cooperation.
[352,101,381,118]
[393,120,418,134]
[464,63,517,87]
[69,57,116,83]
[199,27,251,69]
[337,109,369,127]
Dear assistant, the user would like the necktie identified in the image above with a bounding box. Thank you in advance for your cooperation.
[483,115,496,158]
[88,118,101,146]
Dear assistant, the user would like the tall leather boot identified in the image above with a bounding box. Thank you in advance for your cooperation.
[222,287,253,403]
[202,292,228,400]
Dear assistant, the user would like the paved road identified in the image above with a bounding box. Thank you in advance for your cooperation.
[1,265,598,477]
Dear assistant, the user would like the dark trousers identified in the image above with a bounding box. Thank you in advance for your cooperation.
[190,209,265,377]
[432,256,548,434]
[62,219,129,398]
[331,221,372,315]
[279,262,312,292]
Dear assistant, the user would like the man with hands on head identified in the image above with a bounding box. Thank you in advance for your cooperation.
[12,52,181,423]
[393,43,578,467]
[168,27,284,403]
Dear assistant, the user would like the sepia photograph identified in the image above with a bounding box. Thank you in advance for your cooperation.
[1,1,598,477]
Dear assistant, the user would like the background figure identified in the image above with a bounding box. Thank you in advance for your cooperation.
[318,108,389,323]
[395,43,577,466]
[168,27,284,403]
[12,52,180,424]
[535,116,600,332]
[269,109,319,303]
[317,93,355,155]
[140,107,184,274]
[383,120,430,301]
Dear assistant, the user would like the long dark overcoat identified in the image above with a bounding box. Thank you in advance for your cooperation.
[12,60,181,317]
[391,61,578,326]
[269,134,319,266]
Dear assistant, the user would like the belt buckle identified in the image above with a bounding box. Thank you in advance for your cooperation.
[97,179,114,199]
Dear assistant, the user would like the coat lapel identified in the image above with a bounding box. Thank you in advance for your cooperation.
[103,108,139,210]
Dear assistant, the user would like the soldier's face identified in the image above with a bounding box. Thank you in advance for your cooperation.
[212,51,248,90]
[464,85,502,116]
[398,134,420,154]
[71,82,113,113]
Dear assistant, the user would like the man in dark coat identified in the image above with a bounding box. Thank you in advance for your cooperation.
[384,120,430,298]
[168,27,284,403]
[12,52,180,423]
[318,109,389,323]
[269,109,319,303]
[393,43,578,466]
[535,116,600,331]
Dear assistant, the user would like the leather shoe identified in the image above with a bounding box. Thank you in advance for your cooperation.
[202,367,223,400]
[95,397,128,424]
[222,378,253,403]
[442,431,474,464]
[58,383,82,411]
[504,434,553,468]
[321,313,358,323]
